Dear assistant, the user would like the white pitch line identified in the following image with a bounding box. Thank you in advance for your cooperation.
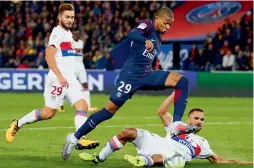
[0,116,252,121]
[0,122,252,132]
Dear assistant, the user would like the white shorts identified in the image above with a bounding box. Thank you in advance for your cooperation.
[132,129,178,157]
[132,129,192,162]
[44,70,85,109]
[75,64,88,84]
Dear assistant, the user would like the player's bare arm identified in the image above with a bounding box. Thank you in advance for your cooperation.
[207,154,253,164]
[158,91,174,127]
[45,45,68,87]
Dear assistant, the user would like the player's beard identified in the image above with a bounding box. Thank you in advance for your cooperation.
[60,21,72,30]
[194,127,202,134]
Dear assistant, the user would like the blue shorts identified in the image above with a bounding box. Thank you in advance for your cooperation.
[110,71,170,107]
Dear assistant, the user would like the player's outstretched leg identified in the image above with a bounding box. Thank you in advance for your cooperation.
[73,100,99,150]
[165,72,189,121]
[79,128,137,163]
[6,107,56,143]
[62,101,117,160]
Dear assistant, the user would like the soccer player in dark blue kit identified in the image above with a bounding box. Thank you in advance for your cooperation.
[62,7,194,160]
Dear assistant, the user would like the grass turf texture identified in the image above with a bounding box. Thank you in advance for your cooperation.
[0,93,253,168]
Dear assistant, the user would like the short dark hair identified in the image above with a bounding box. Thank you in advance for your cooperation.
[59,3,74,14]
[154,7,174,18]
[188,108,204,117]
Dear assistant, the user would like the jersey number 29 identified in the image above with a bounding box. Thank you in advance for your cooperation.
[117,81,132,93]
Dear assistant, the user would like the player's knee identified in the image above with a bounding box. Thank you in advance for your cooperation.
[105,101,120,114]
[40,108,56,119]
[120,128,136,138]
[181,76,189,86]
[74,100,89,111]
[176,76,189,90]
[158,107,167,116]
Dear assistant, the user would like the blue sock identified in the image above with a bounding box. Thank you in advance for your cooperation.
[173,76,189,122]
[74,108,114,139]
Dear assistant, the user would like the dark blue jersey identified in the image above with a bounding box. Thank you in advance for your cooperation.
[120,20,161,78]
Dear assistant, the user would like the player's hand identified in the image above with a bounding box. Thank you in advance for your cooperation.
[239,161,254,164]
[58,75,69,88]
[145,40,154,52]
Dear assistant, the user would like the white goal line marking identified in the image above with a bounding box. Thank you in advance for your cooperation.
[0,116,252,121]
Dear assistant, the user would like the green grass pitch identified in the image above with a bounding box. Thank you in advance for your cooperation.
[0,93,253,168]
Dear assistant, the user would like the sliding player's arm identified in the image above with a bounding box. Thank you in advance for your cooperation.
[158,91,175,127]
[207,154,253,164]
[199,141,253,165]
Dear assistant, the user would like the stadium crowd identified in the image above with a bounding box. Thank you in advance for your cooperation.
[185,11,253,71]
[0,1,252,71]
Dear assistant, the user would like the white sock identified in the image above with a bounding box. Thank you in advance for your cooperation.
[98,135,123,161]
[74,110,88,131]
[83,90,91,108]
[18,109,41,128]
[59,99,64,107]
[71,134,79,144]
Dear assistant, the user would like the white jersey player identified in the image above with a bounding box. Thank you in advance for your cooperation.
[79,91,252,167]
[6,3,99,150]
[58,29,96,113]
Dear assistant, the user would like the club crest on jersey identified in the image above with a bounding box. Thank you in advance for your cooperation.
[51,95,56,101]
[116,92,122,98]
[186,2,242,24]
[143,49,157,60]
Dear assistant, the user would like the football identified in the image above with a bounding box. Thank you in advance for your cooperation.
[164,156,185,168]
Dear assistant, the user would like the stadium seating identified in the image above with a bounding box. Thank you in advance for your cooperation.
[0,1,252,71]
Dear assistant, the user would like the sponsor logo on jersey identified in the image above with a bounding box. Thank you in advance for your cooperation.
[60,42,77,57]
[186,2,242,24]
[172,134,201,158]
[143,49,158,60]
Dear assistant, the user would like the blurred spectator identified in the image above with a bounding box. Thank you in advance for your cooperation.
[17,59,30,69]
[204,43,216,71]
[222,19,232,33]
[223,29,236,47]
[213,34,224,51]
[0,47,4,67]
[188,44,199,71]
[222,50,235,71]
[198,48,206,71]
[221,40,230,55]
[105,51,114,70]
[213,49,224,71]
[235,50,249,70]
[245,51,253,70]
[233,45,241,55]
[5,58,16,68]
